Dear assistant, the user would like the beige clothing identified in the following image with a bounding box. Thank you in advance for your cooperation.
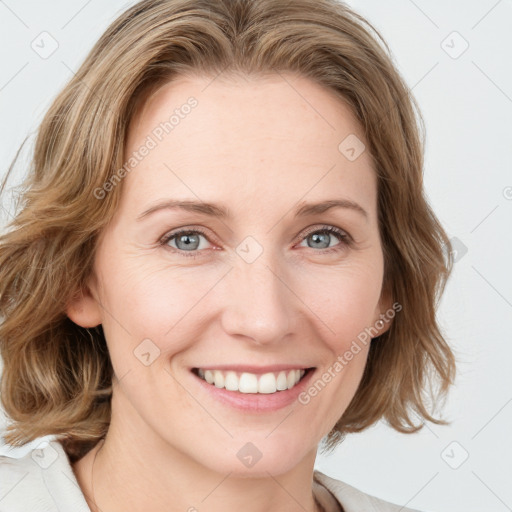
[0,439,422,511]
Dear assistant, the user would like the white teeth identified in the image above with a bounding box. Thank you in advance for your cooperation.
[258,373,276,394]
[224,371,239,391]
[239,372,258,393]
[276,371,288,391]
[287,370,296,389]
[196,368,307,394]
[213,370,224,388]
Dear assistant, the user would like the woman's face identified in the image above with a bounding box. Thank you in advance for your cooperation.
[70,72,392,476]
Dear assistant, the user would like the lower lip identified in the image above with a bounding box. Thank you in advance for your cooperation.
[190,368,316,412]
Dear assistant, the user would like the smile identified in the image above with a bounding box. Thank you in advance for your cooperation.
[191,367,315,394]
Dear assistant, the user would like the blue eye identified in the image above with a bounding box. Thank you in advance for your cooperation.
[299,226,349,252]
[160,228,211,257]
[159,225,351,259]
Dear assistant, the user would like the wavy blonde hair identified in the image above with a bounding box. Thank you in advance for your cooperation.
[0,0,455,462]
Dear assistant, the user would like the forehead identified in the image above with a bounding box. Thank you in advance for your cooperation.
[122,73,376,218]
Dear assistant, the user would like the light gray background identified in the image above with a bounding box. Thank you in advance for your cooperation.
[0,1,511,511]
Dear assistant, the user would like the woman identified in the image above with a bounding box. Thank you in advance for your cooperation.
[0,0,455,510]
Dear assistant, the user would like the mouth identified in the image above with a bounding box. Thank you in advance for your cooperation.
[191,366,315,394]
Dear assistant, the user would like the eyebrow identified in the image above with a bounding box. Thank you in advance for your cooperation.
[137,198,368,221]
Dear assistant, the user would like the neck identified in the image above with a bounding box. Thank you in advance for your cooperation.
[71,395,322,512]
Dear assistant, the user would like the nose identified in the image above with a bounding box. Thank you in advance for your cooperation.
[219,252,294,346]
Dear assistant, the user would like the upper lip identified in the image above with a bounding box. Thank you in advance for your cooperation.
[192,364,315,375]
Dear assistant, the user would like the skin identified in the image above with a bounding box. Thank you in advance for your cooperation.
[68,72,392,512]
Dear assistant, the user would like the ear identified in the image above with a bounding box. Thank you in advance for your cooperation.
[370,285,396,338]
[66,281,102,328]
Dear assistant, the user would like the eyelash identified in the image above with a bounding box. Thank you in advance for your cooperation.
[159,225,352,259]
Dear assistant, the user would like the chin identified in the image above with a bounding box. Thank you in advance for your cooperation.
[192,435,312,478]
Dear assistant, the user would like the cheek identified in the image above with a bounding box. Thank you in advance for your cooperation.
[96,257,226,356]
[96,237,383,364]
[296,258,383,346]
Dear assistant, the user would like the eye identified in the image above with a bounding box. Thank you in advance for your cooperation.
[297,225,351,254]
[159,224,351,259]
[159,227,213,258]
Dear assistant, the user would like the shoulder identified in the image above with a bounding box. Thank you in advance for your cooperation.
[0,441,56,511]
[0,439,90,512]
[313,469,425,512]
